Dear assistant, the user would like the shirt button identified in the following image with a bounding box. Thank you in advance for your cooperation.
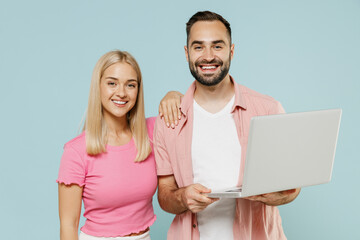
[192,224,196,228]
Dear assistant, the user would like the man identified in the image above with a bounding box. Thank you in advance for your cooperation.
[154,11,300,240]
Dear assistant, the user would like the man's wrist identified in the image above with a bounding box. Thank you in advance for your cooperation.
[174,187,188,213]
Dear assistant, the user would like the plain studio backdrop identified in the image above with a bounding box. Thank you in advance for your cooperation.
[0,0,359,239]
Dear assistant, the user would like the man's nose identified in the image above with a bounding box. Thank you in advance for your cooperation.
[203,47,215,61]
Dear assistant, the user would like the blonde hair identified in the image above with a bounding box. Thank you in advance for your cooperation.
[83,50,151,162]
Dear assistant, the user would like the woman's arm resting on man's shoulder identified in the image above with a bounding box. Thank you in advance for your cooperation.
[58,183,83,240]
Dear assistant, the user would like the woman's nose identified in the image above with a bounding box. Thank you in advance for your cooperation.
[116,85,127,98]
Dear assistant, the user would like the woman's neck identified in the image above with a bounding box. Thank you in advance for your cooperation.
[103,113,132,146]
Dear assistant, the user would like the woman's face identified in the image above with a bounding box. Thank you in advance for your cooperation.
[100,62,139,122]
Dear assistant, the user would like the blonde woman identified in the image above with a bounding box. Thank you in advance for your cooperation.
[57,50,182,240]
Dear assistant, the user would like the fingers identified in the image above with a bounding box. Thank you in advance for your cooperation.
[170,100,180,127]
[261,189,296,199]
[246,189,297,206]
[185,185,211,203]
[246,192,280,203]
[245,194,266,202]
[167,103,175,128]
[159,91,183,128]
[182,184,217,213]
[158,104,163,118]
[280,188,297,195]
[176,97,182,121]
[188,198,218,213]
[159,100,176,128]
[159,102,170,128]
[174,95,182,122]
[194,184,211,193]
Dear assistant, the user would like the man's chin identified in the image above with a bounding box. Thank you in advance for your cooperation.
[196,76,223,86]
[190,68,226,86]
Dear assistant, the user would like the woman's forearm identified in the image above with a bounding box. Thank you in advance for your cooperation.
[58,183,83,240]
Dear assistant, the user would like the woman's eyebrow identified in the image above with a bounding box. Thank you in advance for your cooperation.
[105,76,118,80]
[127,79,138,83]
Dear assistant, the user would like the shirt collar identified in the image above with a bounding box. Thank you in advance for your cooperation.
[231,76,247,112]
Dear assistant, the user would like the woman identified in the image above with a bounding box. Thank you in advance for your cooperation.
[57,50,182,240]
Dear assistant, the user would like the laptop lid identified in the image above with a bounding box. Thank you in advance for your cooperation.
[241,109,342,198]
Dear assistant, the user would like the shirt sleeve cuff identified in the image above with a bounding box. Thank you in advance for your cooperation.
[156,167,174,176]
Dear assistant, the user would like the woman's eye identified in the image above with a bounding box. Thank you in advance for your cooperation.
[128,84,137,88]
[108,82,116,86]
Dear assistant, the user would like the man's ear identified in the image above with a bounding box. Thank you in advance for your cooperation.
[230,43,235,60]
[184,46,189,62]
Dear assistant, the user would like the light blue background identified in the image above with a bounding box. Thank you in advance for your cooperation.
[1,0,359,239]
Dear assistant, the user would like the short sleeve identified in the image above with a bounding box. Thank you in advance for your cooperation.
[270,101,286,115]
[56,144,86,187]
[153,116,174,176]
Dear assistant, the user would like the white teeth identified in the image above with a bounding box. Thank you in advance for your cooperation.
[112,100,126,104]
[201,66,216,69]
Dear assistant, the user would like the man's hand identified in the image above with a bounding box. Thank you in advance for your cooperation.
[181,184,219,213]
[159,91,183,128]
[245,188,301,206]
[158,175,218,214]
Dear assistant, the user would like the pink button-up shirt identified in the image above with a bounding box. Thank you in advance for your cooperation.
[154,77,287,240]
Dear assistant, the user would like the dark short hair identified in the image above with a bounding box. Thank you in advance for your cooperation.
[186,11,232,45]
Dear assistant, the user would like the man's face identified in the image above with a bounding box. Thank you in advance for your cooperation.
[185,20,234,86]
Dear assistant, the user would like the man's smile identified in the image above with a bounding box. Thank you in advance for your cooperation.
[198,64,220,73]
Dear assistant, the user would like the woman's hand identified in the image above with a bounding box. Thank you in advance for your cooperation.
[159,91,184,128]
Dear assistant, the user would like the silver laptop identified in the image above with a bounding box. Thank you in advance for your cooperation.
[207,109,342,198]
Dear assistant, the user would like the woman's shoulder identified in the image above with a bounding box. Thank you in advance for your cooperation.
[146,117,156,139]
[146,117,156,128]
[64,132,86,152]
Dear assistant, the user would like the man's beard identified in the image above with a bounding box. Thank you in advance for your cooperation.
[188,55,231,87]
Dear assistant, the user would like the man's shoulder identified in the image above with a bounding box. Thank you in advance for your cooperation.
[233,81,284,115]
[154,115,172,136]
[238,83,278,104]
[154,114,187,141]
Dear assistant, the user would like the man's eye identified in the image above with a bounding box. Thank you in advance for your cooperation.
[214,45,222,49]
[194,46,202,50]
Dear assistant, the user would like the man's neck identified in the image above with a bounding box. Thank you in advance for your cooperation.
[194,75,234,114]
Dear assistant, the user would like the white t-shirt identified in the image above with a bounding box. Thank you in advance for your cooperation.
[192,96,241,240]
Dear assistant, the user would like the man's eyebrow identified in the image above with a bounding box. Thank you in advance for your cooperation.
[212,40,226,45]
[190,40,204,47]
[190,40,226,47]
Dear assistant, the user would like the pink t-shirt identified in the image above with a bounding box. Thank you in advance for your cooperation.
[57,117,157,237]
